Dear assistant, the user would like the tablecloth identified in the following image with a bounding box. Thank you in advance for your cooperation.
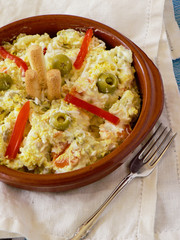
[0,0,179,239]
[172,0,180,90]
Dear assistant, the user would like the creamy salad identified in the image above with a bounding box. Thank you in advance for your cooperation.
[0,29,141,174]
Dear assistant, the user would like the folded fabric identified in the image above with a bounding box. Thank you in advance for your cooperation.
[154,22,180,240]
[0,0,179,239]
[164,0,180,60]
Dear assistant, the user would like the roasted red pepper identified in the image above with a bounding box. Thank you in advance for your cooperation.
[5,101,30,160]
[64,93,120,125]
[0,46,28,76]
[73,28,93,69]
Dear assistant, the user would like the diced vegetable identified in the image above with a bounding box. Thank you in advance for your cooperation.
[73,28,93,69]
[53,143,70,168]
[64,93,120,125]
[5,101,30,159]
[0,46,28,76]
[54,158,69,168]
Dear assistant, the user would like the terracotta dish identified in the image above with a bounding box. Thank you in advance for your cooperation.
[0,15,164,192]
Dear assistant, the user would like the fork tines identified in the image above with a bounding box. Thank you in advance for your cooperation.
[138,123,177,166]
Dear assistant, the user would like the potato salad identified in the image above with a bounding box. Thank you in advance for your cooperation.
[0,29,141,174]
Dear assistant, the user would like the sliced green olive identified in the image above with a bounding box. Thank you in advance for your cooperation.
[96,73,118,93]
[52,54,72,76]
[49,112,71,131]
[0,73,13,91]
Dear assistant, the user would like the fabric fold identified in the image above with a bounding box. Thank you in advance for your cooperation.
[164,0,180,59]
[154,22,180,239]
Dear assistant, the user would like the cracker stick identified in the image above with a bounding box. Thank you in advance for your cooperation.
[25,69,41,99]
[27,45,47,89]
[47,69,61,100]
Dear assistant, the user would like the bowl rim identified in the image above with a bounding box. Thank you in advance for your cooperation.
[0,14,164,191]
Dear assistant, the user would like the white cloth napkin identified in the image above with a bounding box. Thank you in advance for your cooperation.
[164,0,180,60]
[154,22,180,240]
[0,0,179,239]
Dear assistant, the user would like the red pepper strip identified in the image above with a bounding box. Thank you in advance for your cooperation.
[0,46,28,76]
[64,93,120,125]
[73,28,93,69]
[5,101,30,160]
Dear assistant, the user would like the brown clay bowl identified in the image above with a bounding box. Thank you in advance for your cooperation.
[0,15,164,192]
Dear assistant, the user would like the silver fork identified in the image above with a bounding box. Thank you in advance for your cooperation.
[69,123,177,240]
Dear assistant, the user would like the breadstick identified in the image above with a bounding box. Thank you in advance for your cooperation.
[47,69,61,100]
[25,69,41,99]
[27,45,47,89]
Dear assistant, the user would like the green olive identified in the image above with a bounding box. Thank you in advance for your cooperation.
[96,73,118,93]
[52,54,72,76]
[49,112,71,131]
[0,73,13,91]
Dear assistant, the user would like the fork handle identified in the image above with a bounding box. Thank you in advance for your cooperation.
[69,172,135,240]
